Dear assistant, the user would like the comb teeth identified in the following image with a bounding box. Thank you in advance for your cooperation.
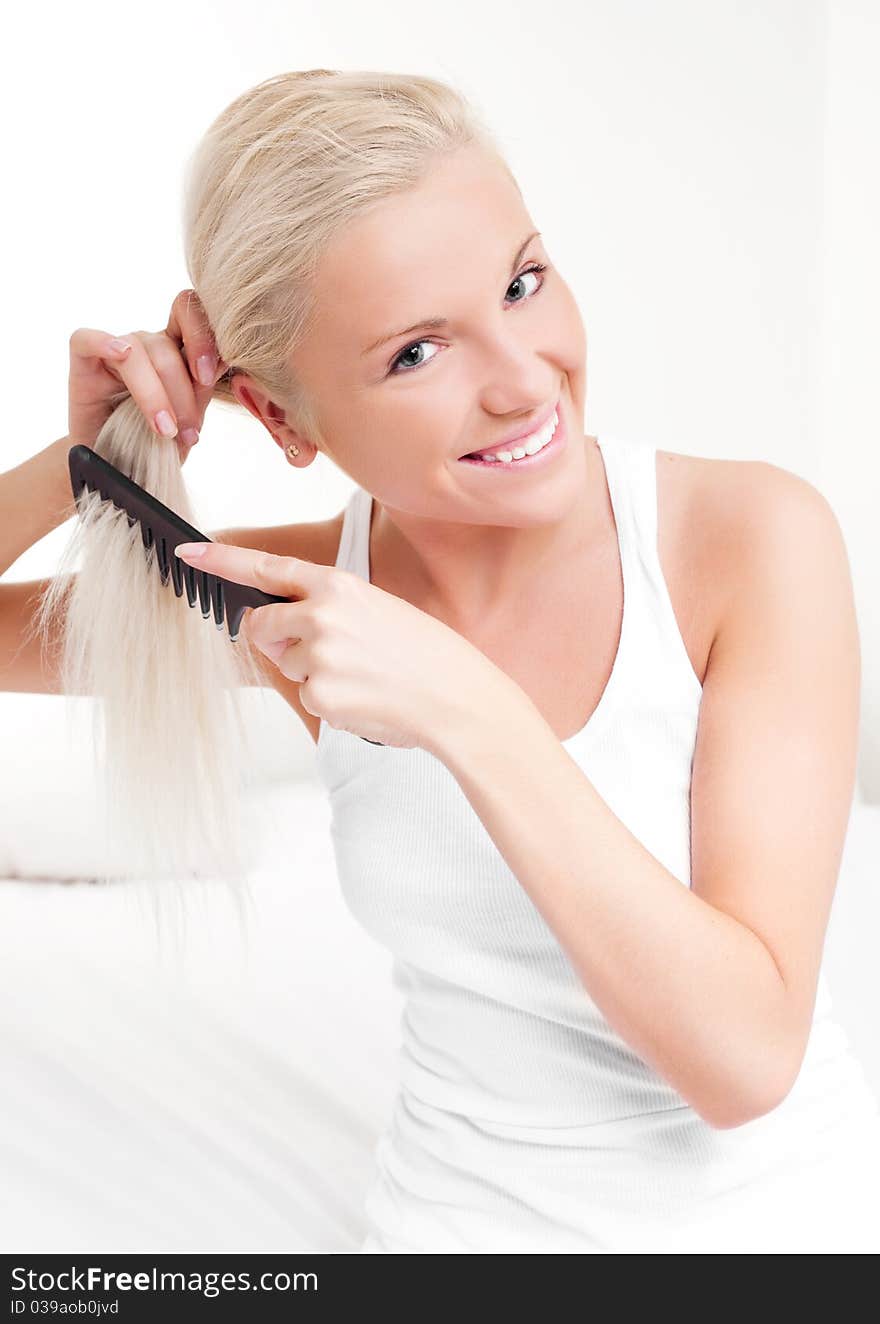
[182,562,198,608]
[170,546,184,598]
[156,536,170,584]
[197,568,212,618]
[78,473,239,638]
[213,578,225,629]
[150,549,233,634]
[68,445,294,649]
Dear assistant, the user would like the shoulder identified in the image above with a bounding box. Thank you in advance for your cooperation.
[657,446,833,528]
[667,448,841,537]
[702,456,847,606]
[659,449,850,641]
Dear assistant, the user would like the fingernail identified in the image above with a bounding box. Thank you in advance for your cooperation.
[197,354,216,386]
[155,409,177,438]
[175,543,206,559]
[180,427,200,447]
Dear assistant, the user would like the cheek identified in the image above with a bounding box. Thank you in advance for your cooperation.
[345,392,455,480]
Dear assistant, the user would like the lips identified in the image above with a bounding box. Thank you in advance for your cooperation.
[457,404,567,470]
[458,398,560,460]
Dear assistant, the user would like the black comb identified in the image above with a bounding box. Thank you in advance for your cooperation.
[67,444,385,745]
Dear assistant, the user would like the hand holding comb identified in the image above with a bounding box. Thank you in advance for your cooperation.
[67,444,385,744]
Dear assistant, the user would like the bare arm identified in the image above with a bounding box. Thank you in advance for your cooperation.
[0,435,77,580]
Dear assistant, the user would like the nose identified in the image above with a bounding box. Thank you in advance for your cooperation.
[474,325,558,416]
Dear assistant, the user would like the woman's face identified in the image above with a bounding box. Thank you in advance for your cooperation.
[287,142,589,529]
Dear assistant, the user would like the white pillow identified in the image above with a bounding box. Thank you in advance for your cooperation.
[0,689,317,880]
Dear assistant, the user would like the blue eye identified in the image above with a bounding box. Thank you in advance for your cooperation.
[388,262,549,376]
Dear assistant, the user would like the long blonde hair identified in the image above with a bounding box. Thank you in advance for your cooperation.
[30,70,507,904]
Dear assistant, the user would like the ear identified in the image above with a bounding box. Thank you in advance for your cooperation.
[230,376,312,458]
[230,374,269,428]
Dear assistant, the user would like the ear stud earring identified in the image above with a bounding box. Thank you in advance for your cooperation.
[286,444,300,460]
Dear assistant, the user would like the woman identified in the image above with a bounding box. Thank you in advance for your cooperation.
[13,69,880,1252]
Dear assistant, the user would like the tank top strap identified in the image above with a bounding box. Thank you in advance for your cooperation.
[598,433,703,703]
[335,485,373,580]
[593,433,642,588]
[597,433,659,579]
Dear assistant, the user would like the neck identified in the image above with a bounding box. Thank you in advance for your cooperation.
[370,435,605,632]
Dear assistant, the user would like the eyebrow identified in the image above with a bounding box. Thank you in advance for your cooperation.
[360,230,542,358]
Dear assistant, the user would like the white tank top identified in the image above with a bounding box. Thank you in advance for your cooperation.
[315,433,880,1253]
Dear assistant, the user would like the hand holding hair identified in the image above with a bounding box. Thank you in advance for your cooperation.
[68,288,227,465]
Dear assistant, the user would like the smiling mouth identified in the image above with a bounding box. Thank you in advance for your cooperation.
[459,406,561,465]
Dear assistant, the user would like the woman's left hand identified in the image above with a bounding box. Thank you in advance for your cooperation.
[174,540,508,754]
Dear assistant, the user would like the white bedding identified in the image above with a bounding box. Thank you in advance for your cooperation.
[1,687,878,1252]
[0,778,404,1253]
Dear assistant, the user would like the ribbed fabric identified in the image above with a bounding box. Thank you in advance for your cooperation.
[316,434,880,1253]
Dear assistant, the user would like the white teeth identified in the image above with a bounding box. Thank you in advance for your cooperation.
[472,409,558,464]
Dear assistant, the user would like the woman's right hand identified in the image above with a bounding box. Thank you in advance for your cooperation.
[67,289,228,465]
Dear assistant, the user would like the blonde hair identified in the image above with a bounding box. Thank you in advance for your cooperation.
[30,69,507,913]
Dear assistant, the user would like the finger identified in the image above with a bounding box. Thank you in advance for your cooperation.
[242,627,309,683]
[167,289,227,388]
[85,331,182,440]
[239,600,310,680]
[241,601,308,654]
[248,623,305,669]
[173,541,324,597]
[143,332,206,448]
[275,637,309,682]
[69,325,134,374]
